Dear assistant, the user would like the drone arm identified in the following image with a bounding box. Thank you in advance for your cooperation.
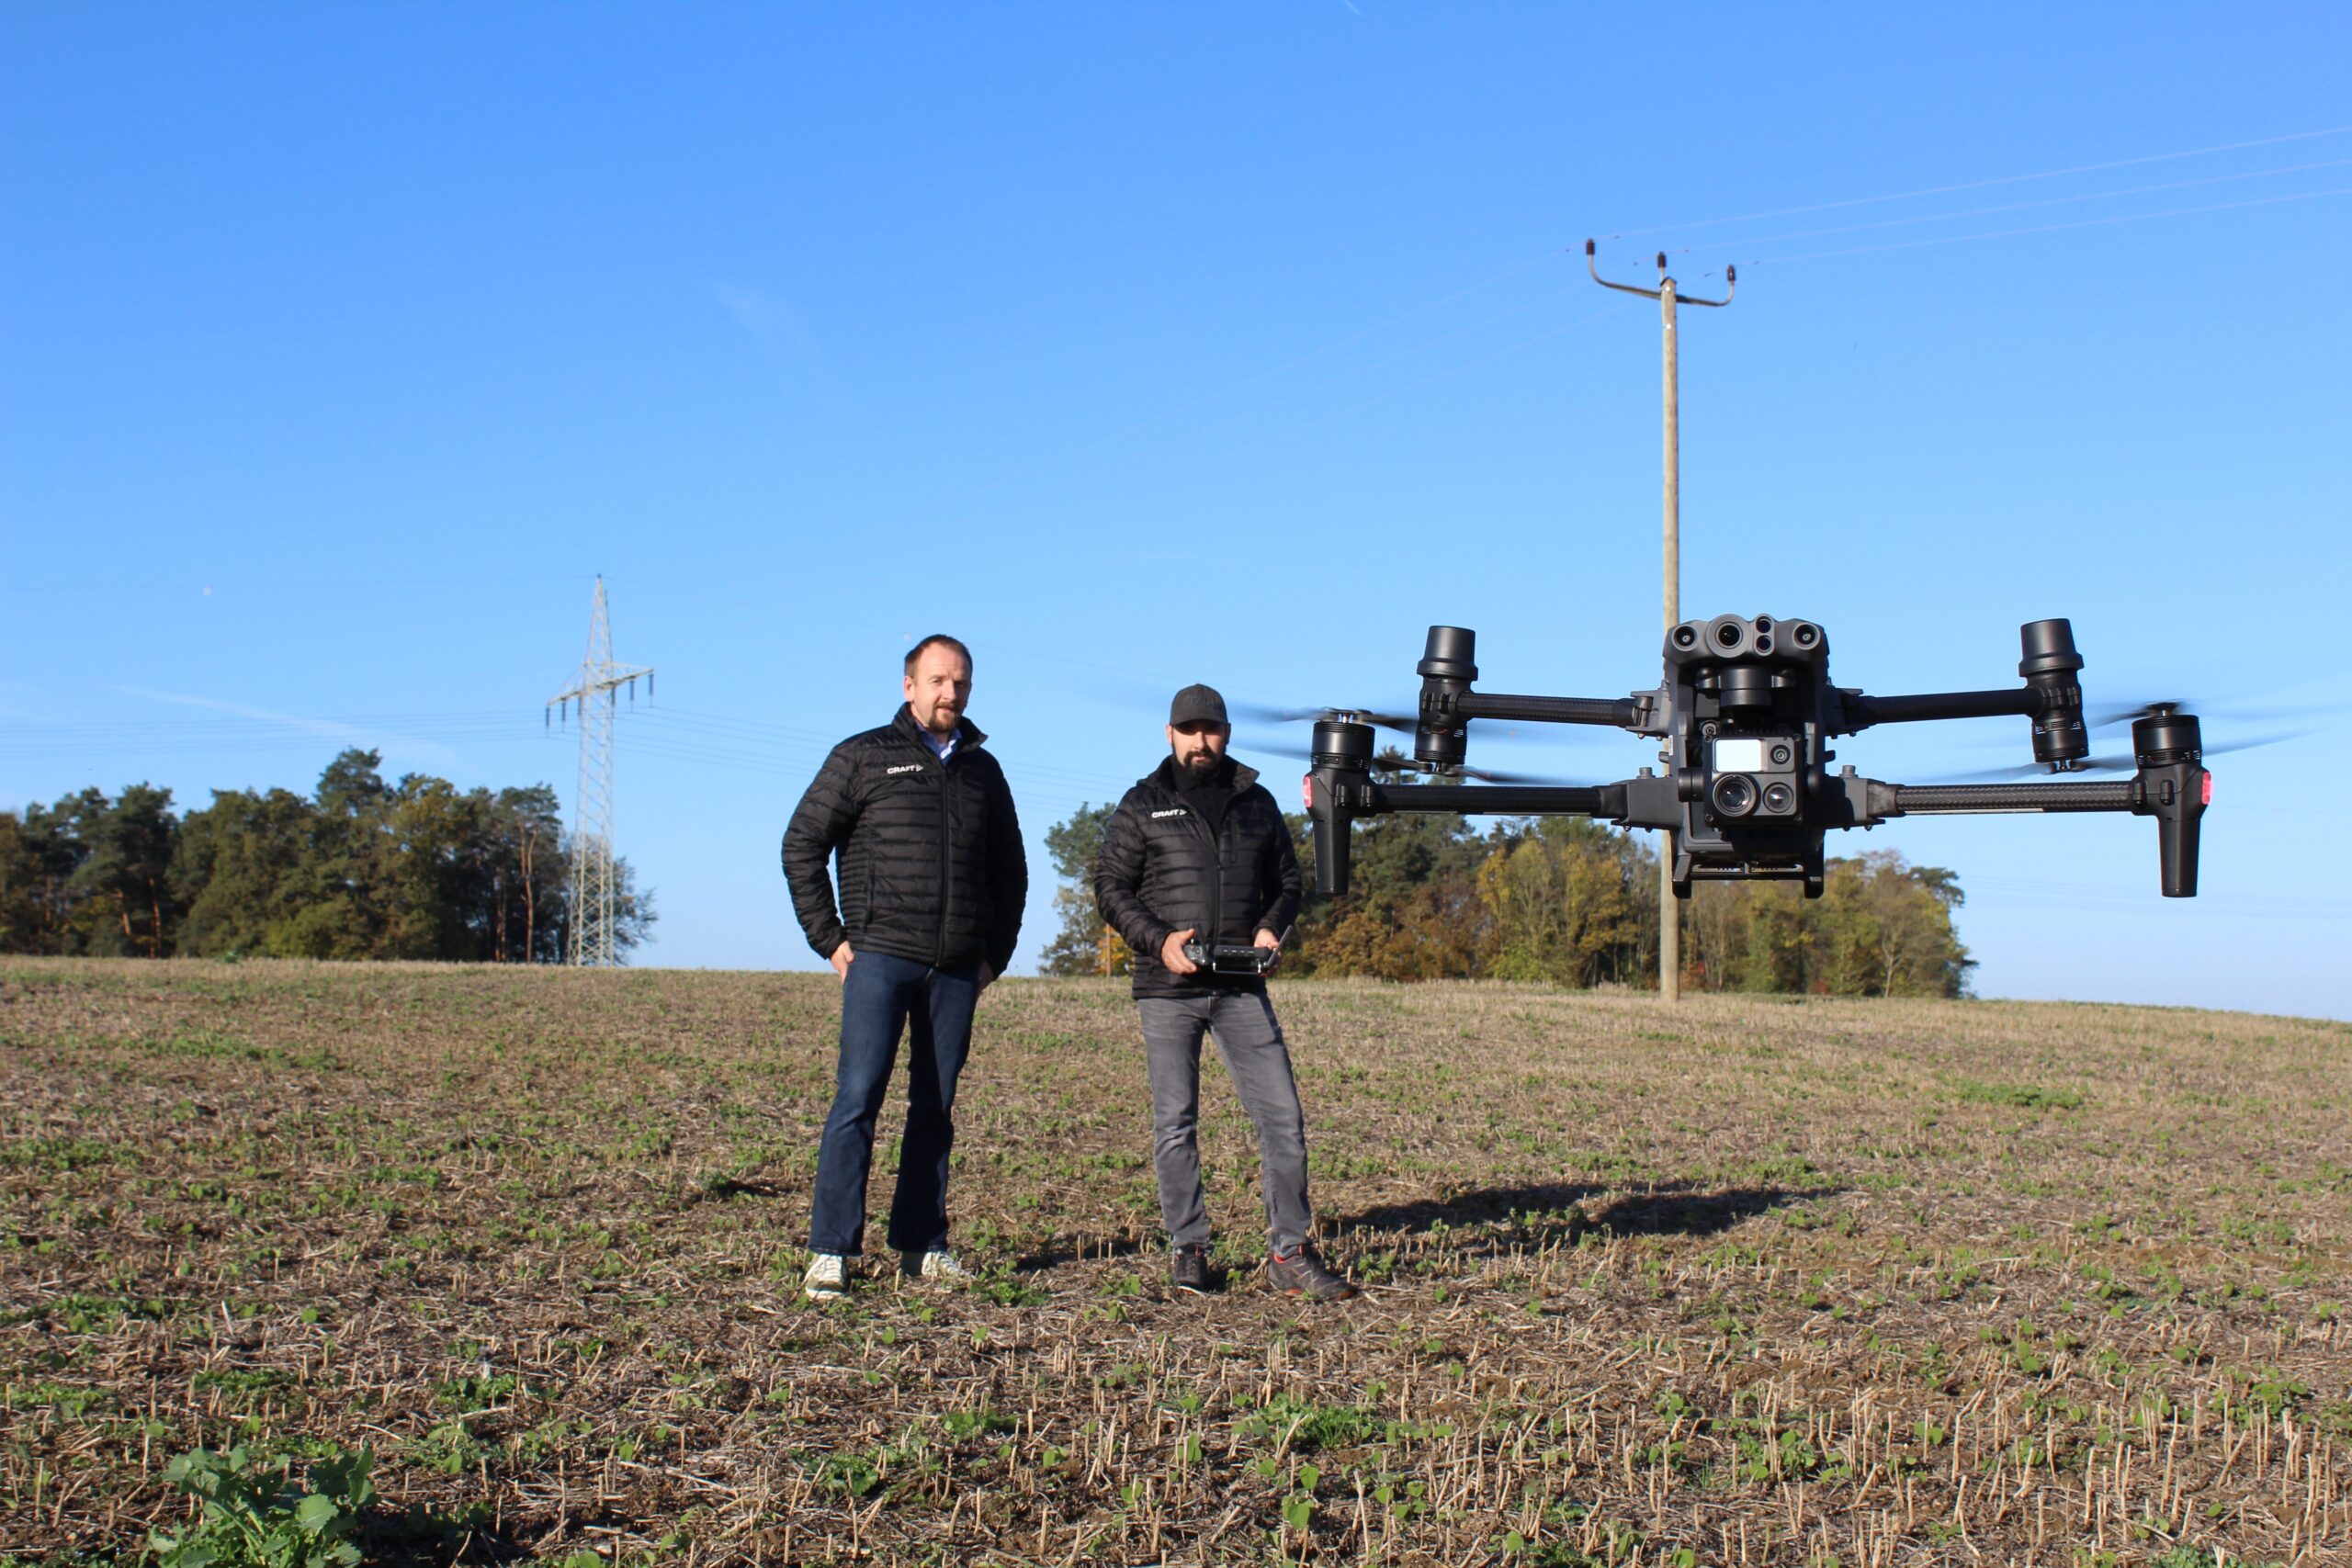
[1306,756,1632,896]
[1838,765,2206,897]
[1453,691,1653,728]
[1362,782,1626,818]
[1869,778,2136,816]
[1844,687,2042,728]
[1837,621,2090,767]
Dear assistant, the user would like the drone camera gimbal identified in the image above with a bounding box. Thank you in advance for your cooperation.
[1305,618,2207,901]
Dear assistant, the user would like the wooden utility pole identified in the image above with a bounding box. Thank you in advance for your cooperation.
[1587,241,1735,1002]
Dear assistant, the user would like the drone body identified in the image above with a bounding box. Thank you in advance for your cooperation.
[1305,618,2208,900]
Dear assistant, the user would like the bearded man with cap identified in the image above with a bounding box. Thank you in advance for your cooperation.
[1091,683,1355,1302]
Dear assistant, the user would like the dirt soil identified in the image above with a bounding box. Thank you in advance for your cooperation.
[2,960,2347,1565]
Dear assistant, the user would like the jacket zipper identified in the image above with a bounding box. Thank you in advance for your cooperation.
[1179,781,1227,955]
[933,743,951,968]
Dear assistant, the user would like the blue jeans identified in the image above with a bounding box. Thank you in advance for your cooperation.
[808,950,982,1257]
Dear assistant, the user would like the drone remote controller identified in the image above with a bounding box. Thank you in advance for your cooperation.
[1181,941,1280,976]
[1305,619,2208,900]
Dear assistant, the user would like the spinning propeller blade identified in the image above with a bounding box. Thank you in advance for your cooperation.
[1227,699,1419,734]
[1248,740,1580,787]
[1922,728,2305,783]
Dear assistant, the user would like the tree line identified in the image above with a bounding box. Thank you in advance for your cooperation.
[1042,789,1973,998]
[0,750,652,962]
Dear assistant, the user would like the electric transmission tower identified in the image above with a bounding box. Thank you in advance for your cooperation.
[547,576,653,966]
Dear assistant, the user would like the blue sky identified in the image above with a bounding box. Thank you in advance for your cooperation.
[4,5,2347,1018]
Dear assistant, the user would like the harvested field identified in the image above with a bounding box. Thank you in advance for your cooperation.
[2,959,2348,1566]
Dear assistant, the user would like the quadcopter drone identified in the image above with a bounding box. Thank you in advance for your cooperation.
[1301,617,2209,900]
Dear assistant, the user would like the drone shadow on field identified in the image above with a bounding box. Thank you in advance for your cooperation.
[1335,1179,1843,1257]
[1589,1182,1844,1238]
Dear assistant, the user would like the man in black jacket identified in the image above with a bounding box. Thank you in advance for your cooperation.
[1092,683,1355,1303]
[782,635,1027,1300]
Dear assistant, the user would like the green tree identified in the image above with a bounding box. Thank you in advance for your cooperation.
[0,801,86,955]
[1038,801,1126,976]
[173,786,316,957]
[17,750,647,964]
[265,750,397,958]
[66,783,182,957]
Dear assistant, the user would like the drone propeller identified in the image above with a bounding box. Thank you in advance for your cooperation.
[1248,740,1580,787]
[1922,728,2307,783]
[2086,699,2191,730]
[2086,693,2349,731]
[1227,699,1419,735]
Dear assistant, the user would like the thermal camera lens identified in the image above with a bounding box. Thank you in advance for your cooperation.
[1715,622,1742,649]
[1710,774,1758,818]
[1770,744,1791,765]
[1762,782,1794,814]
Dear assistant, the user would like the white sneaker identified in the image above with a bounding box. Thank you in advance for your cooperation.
[908,1249,972,1283]
[802,1253,849,1300]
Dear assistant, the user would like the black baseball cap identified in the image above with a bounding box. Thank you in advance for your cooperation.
[1168,683,1229,728]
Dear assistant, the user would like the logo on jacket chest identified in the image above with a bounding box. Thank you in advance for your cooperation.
[886,764,926,776]
[1150,807,1188,819]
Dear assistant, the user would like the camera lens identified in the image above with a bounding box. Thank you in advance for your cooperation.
[1715,622,1742,649]
[1674,626,1698,648]
[1792,624,1817,647]
[1770,744,1791,765]
[1710,773,1758,818]
[1762,782,1795,814]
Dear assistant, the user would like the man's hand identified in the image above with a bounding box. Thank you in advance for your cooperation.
[829,942,854,980]
[1160,929,1200,975]
[978,963,997,991]
[1253,928,1283,973]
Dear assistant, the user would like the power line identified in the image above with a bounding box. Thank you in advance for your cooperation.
[1696,155,2352,260]
[1605,123,2352,241]
[1735,184,2352,269]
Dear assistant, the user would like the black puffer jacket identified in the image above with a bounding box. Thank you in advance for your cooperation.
[1093,757,1302,998]
[782,706,1027,975]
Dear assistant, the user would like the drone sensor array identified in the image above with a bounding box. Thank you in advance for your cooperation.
[1304,619,2208,900]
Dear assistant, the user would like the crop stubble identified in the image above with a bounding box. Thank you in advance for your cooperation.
[1,960,2346,1564]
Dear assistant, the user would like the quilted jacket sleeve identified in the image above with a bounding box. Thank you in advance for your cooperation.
[983,762,1027,976]
[1258,801,1303,941]
[1092,791,1171,962]
[782,742,860,960]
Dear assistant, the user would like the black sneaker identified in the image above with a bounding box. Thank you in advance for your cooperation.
[1268,1246,1357,1303]
[1170,1244,1214,1296]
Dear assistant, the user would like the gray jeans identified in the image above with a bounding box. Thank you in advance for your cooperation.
[1138,991,1312,1255]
